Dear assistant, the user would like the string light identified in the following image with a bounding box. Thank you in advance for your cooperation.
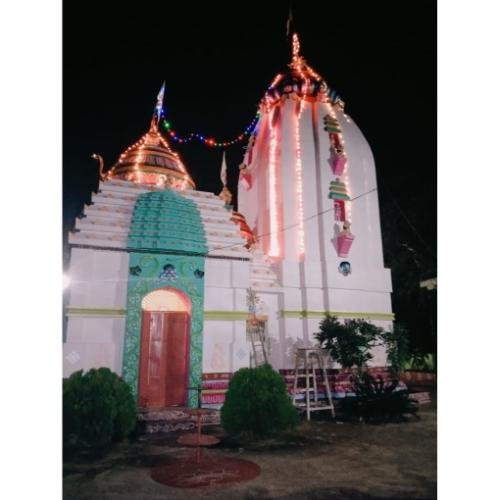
[160,112,260,148]
[268,114,281,257]
[294,98,306,258]
[268,73,284,89]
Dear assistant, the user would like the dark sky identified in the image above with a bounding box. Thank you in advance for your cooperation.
[63,0,436,262]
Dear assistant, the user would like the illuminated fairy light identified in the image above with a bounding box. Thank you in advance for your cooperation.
[292,33,300,59]
[269,73,283,89]
[303,60,323,82]
[294,98,306,257]
[161,112,260,148]
[268,116,280,257]
[289,33,324,90]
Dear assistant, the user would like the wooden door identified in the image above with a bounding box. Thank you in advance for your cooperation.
[138,311,190,408]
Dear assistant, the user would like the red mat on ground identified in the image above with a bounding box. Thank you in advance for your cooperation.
[151,454,261,488]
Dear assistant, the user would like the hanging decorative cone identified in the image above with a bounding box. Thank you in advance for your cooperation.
[336,232,355,258]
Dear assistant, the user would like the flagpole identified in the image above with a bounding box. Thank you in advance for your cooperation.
[286,4,293,39]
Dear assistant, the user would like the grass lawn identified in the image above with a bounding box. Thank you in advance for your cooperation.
[63,403,436,499]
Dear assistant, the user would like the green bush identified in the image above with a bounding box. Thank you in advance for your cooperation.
[63,367,136,449]
[221,364,299,440]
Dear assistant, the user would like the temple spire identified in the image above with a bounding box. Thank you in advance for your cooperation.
[286,5,293,38]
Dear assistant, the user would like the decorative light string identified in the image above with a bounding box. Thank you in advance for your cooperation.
[268,114,281,257]
[294,98,306,257]
[160,112,260,148]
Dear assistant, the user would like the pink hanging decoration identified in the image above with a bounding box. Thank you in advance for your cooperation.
[336,232,355,257]
[331,154,347,176]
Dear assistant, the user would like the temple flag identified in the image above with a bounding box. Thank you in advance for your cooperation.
[220,150,228,186]
[155,81,165,118]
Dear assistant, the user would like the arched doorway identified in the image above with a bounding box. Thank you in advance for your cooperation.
[138,288,191,408]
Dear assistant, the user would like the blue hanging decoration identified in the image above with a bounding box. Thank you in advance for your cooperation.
[338,261,352,276]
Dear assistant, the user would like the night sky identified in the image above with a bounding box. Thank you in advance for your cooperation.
[63,0,436,265]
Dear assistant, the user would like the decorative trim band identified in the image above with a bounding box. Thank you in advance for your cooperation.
[68,244,250,261]
[65,307,393,321]
[66,308,255,321]
[281,310,395,320]
[66,307,127,317]
[204,311,252,320]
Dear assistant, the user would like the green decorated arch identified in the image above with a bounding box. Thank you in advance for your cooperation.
[122,189,207,407]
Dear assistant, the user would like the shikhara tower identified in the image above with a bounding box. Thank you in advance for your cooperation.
[64,34,393,410]
[237,34,392,367]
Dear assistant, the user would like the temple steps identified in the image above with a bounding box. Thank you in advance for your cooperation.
[136,407,220,434]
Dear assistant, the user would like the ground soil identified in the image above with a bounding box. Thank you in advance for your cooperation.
[63,404,436,499]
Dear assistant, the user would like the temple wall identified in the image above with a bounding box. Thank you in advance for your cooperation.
[64,247,129,377]
[202,258,251,373]
[67,248,129,308]
[63,317,125,377]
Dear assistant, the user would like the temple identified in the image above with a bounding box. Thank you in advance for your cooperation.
[64,35,393,410]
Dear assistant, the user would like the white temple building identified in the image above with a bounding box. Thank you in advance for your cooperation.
[64,35,393,409]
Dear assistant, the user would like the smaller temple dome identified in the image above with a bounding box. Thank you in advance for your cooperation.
[107,84,195,190]
[107,119,195,190]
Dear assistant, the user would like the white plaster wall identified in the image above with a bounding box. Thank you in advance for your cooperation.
[305,288,324,311]
[204,286,234,310]
[302,260,323,289]
[326,264,392,293]
[68,248,129,308]
[299,101,323,262]
[327,289,393,314]
[231,260,250,289]
[279,100,301,260]
[276,317,308,369]
[279,261,301,288]
[63,317,125,377]
[282,287,302,310]
[204,259,231,288]
[233,288,247,311]
[202,320,249,373]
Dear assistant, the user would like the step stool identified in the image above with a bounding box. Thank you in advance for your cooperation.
[292,347,335,420]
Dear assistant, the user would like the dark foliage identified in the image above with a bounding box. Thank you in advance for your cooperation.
[379,196,437,360]
[221,364,299,440]
[381,323,411,376]
[63,368,136,449]
[314,315,383,369]
[404,352,436,372]
[339,373,418,423]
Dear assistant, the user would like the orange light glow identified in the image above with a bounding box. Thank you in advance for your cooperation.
[295,98,306,257]
[268,116,280,257]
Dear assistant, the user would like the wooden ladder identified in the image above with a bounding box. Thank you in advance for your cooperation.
[249,321,268,367]
[292,348,335,420]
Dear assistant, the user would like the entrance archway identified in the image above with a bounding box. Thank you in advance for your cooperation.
[138,288,191,408]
